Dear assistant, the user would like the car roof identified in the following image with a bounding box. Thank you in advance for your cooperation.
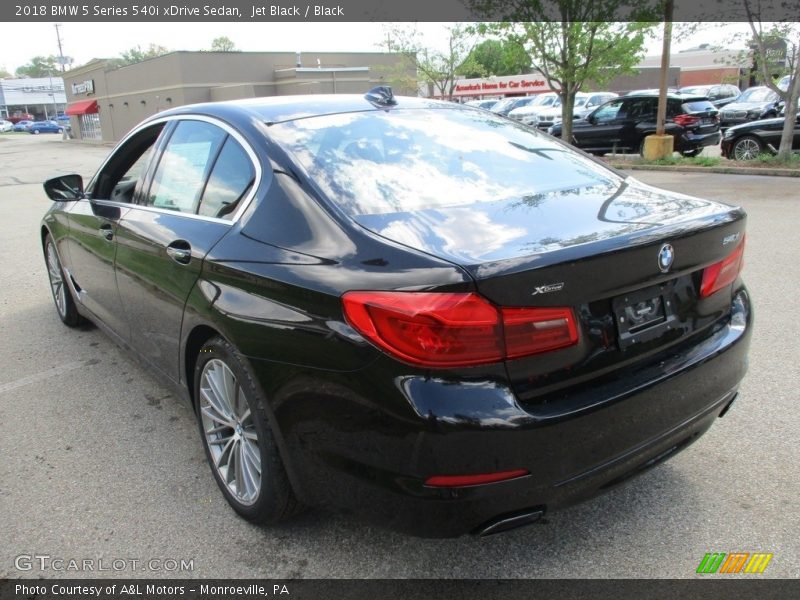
[620,93,709,102]
[153,94,451,125]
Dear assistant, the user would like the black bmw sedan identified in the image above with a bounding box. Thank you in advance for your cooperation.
[41,89,751,537]
[721,113,800,160]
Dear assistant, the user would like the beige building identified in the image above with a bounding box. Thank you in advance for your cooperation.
[62,51,415,142]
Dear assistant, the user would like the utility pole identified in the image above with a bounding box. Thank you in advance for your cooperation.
[54,23,66,73]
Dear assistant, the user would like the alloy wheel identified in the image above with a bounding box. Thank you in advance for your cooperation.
[46,242,67,318]
[733,137,761,161]
[199,358,262,506]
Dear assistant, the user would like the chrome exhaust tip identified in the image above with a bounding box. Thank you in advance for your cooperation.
[475,508,545,536]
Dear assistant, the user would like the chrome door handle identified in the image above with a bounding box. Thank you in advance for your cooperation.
[166,244,191,265]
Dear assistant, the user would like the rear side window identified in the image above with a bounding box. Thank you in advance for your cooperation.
[146,120,226,213]
[198,138,255,220]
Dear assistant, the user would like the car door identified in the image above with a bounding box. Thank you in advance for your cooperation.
[63,123,166,337]
[114,117,258,383]
[573,98,628,151]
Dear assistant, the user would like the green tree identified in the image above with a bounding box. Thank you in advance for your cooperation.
[382,24,480,100]
[210,36,238,52]
[461,39,532,78]
[15,55,60,77]
[108,44,171,68]
[741,4,800,161]
[471,0,655,142]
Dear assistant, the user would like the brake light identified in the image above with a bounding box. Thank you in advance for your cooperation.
[673,114,700,127]
[700,236,745,298]
[341,291,579,368]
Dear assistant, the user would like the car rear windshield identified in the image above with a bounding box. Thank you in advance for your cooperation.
[268,107,621,217]
[681,100,716,112]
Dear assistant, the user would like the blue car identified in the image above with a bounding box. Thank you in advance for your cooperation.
[29,120,62,134]
[13,120,34,132]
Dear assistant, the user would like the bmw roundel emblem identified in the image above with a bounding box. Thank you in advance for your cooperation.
[658,243,675,273]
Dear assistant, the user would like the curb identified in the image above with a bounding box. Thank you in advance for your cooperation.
[606,163,800,178]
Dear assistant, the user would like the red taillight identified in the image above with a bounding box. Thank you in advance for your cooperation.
[341,291,579,368]
[425,469,530,488]
[700,236,746,298]
[673,114,700,127]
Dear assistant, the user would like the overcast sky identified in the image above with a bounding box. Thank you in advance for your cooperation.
[1,21,752,75]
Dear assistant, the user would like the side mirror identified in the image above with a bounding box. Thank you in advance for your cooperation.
[586,114,596,125]
[44,174,84,201]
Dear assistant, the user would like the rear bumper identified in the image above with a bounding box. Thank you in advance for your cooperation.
[268,288,752,537]
[684,130,721,149]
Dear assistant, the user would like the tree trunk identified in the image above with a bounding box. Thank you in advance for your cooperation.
[777,55,800,161]
[561,89,576,144]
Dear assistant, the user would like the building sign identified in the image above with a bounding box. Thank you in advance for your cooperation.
[451,74,551,97]
[72,79,95,95]
[17,83,65,94]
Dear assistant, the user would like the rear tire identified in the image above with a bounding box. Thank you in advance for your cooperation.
[194,336,301,524]
[33,129,40,135]
[732,135,763,161]
[44,234,82,327]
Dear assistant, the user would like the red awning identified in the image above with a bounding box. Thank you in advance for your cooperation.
[65,99,99,116]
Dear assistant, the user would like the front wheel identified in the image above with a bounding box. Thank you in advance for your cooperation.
[44,235,82,327]
[195,336,301,523]
[32,130,40,135]
[732,135,764,161]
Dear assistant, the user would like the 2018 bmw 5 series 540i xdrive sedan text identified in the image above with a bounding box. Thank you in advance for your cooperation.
[41,88,751,537]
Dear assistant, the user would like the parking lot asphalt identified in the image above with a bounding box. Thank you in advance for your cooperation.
[1,133,798,579]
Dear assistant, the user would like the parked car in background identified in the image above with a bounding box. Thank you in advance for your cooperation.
[777,75,791,92]
[574,92,619,119]
[39,89,751,537]
[678,84,741,108]
[7,113,35,124]
[29,120,62,134]
[491,96,539,117]
[531,92,620,129]
[0,119,13,133]
[464,99,499,110]
[719,86,782,129]
[626,88,680,96]
[507,92,559,124]
[549,93,720,156]
[13,120,34,132]
[530,93,588,129]
[721,112,800,160]
[55,114,71,125]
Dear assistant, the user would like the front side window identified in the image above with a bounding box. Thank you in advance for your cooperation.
[91,123,165,203]
[146,120,226,213]
[594,99,624,122]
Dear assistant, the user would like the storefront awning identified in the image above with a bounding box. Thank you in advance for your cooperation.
[65,99,98,116]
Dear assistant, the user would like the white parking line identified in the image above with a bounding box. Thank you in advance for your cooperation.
[0,360,90,395]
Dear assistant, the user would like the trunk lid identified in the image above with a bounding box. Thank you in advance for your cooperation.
[353,176,745,306]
